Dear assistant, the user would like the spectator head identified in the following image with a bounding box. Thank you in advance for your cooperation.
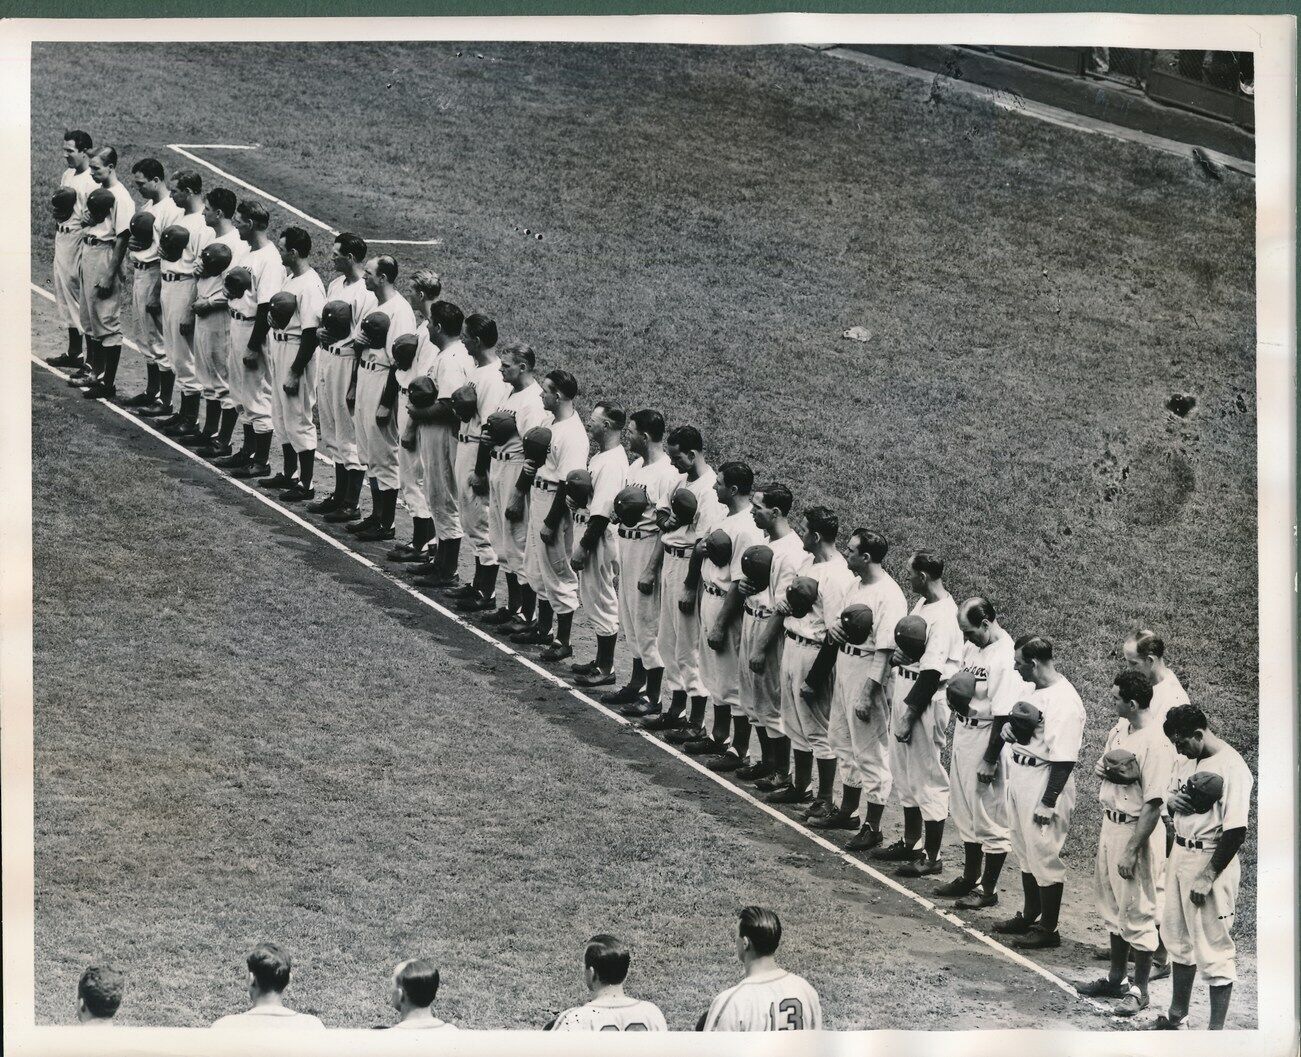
[246,943,292,997]
[735,906,782,963]
[583,934,631,990]
[77,965,124,1023]
[391,958,440,1012]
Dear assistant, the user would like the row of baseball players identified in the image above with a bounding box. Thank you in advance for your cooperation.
[47,134,1252,1030]
[72,910,820,1032]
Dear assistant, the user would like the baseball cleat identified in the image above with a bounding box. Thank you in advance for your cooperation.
[354,524,396,542]
[735,761,774,782]
[46,353,83,368]
[81,382,116,400]
[753,770,790,791]
[454,594,495,613]
[324,505,362,523]
[230,461,269,479]
[538,642,574,663]
[197,442,234,460]
[1113,989,1149,1018]
[1075,977,1132,999]
[599,683,645,707]
[502,615,533,635]
[706,753,745,773]
[280,485,316,503]
[137,402,175,418]
[802,799,835,822]
[845,826,884,852]
[933,877,977,898]
[258,472,298,490]
[1091,946,1114,962]
[213,449,251,468]
[444,581,477,599]
[346,516,380,535]
[992,912,1036,936]
[1149,1013,1187,1030]
[1148,961,1171,982]
[640,712,687,731]
[122,390,155,407]
[386,543,424,562]
[178,430,215,447]
[870,840,923,863]
[305,493,341,514]
[807,807,858,830]
[764,784,813,806]
[479,608,516,626]
[569,659,599,675]
[684,737,725,756]
[619,697,657,718]
[1012,926,1061,950]
[953,890,999,910]
[509,626,548,645]
[896,857,943,878]
[663,725,705,745]
[66,370,94,387]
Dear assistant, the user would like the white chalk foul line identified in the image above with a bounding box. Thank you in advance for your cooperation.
[164,144,442,246]
[28,282,1110,1020]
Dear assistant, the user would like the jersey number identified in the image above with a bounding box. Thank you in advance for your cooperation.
[599,1023,648,1031]
[769,999,804,1030]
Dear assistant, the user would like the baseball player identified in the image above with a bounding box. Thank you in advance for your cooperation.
[256,227,325,500]
[411,299,474,583]
[931,597,1021,901]
[737,484,811,781]
[1153,704,1252,1030]
[873,551,964,875]
[549,934,666,1032]
[814,530,907,845]
[192,188,246,458]
[478,342,550,629]
[701,907,821,1032]
[568,402,630,686]
[1077,669,1175,1017]
[515,370,587,660]
[157,170,213,438]
[220,201,284,479]
[446,314,509,611]
[1125,630,1190,730]
[73,148,135,401]
[597,410,680,712]
[310,233,375,521]
[385,296,438,559]
[210,943,324,1030]
[384,959,457,1031]
[648,426,722,730]
[990,635,1087,950]
[47,130,97,371]
[765,507,853,816]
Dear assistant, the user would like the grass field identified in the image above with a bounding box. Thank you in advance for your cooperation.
[30,40,1257,1029]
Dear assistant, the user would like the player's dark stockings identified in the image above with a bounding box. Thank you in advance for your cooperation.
[1108,932,1131,984]
[217,407,238,446]
[86,337,103,376]
[666,689,687,719]
[298,449,315,489]
[644,666,664,706]
[347,468,366,507]
[367,477,380,517]
[475,561,498,602]
[535,600,554,637]
[962,841,983,885]
[158,368,176,408]
[902,806,923,850]
[520,583,537,622]
[239,423,255,457]
[923,819,944,860]
[281,442,296,478]
[1131,948,1154,994]
[816,757,836,802]
[253,430,273,464]
[1038,881,1064,932]
[792,749,813,793]
[100,344,121,388]
[67,326,82,359]
[505,573,520,614]
[710,704,730,743]
[627,658,647,691]
[144,362,159,398]
[441,537,461,576]
[731,715,751,758]
[1020,872,1042,924]
[202,399,220,437]
[772,735,791,776]
[329,463,345,502]
[839,784,861,816]
[1168,963,1196,1022]
[979,851,1006,894]
[1208,982,1232,1029]
[688,694,706,728]
[555,611,573,647]
[379,488,398,528]
[755,724,771,764]
[411,517,433,551]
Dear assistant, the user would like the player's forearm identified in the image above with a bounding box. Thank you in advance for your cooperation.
[1041,760,1075,808]
[1126,799,1163,855]
[250,302,271,349]
[754,614,783,653]
[904,669,941,710]
[110,231,130,274]
[684,546,706,591]
[983,717,1010,764]
[579,513,609,552]
[379,369,400,410]
[475,437,494,476]
[290,328,318,374]
[544,485,568,530]
[714,583,744,633]
[427,398,457,425]
[1209,827,1247,876]
[645,540,665,581]
[805,639,839,689]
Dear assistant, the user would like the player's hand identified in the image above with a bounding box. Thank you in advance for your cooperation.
[400,434,417,451]
[375,405,391,424]
[637,575,655,596]
[749,655,766,675]
[146,300,162,318]
[520,464,537,481]
[854,703,874,723]
[894,725,912,745]
[469,472,487,497]
[707,628,725,652]
[541,524,556,546]
[95,276,116,299]
[827,624,848,645]
[891,648,912,668]
[506,497,525,523]
[1033,802,1057,827]
[570,546,587,572]
[1166,791,1194,816]
[180,319,194,338]
[283,377,301,397]
[1000,725,1018,744]
[736,578,757,598]
[192,298,209,317]
[1093,759,1108,780]
[242,351,260,370]
[345,391,356,415]
[773,599,790,617]
[679,594,696,615]
[1188,864,1216,907]
[656,509,675,531]
[799,684,818,705]
[1116,847,1139,880]
[976,758,999,785]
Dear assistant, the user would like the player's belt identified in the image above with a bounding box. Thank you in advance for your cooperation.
[56,223,81,234]
[702,582,728,598]
[327,342,355,356]
[1174,834,1217,850]
[82,236,115,246]
[573,511,589,525]
[954,712,984,728]
[161,271,195,282]
[897,668,919,681]
[617,526,654,539]
[532,477,560,492]
[744,603,774,619]
[272,331,298,343]
[130,258,159,270]
[1011,752,1044,767]
[838,642,870,657]
[457,433,480,444]
[664,543,693,559]
[358,359,389,372]
[785,629,821,647]
[1104,809,1138,824]
[229,310,254,322]
[491,450,521,462]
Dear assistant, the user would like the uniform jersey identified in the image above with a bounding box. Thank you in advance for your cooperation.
[898,594,964,686]
[396,324,438,391]
[128,194,183,264]
[1166,743,1253,841]
[196,229,246,301]
[211,1008,325,1030]
[540,412,589,483]
[703,507,766,591]
[277,268,326,340]
[1099,719,1176,815]
[751,531,810,611]
[60,167,99,226]
[703,969,822,1032]
[324,274,377,348]
[230,242,285,318]
[624,454,681,532]
[497,381,550,459]
[585,445,630,518]
[467,359,510,435]
[783,552,854,640]
[1149,670,1191,730]
[553,998,667,1032]
[80,180,135,242]
[1019,677,1086,763]
[389,1018,458,1030]
[955,630,1022,724]
[660,467,723,547]
[376,292,418,367]
[161,209,212,276]
[432,338,473,402]
[841,573,909,656]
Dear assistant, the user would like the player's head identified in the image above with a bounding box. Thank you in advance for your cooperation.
[1124,629,1165,679]
[463,313,498,355]
[77,965,124,1023]
[390,958,440,1012]
[278,226,312,267]
[958,596,998,647]
[245,943,292,997]
[169,168,202,207]
[1163,703,1210,758]
[713,461,753,507]
[498,341,535,385]
[130,157,166,197]
[411,268,442,305]
[88,146,118,184]
[735,906,782,964]
[665,425,703,474]
[583,934,631,990]
[331,232,368,273]
[907,550,944,593]
[800,505,838,553]
[752,482,793,533]
[541,369,578,413]
[364,254,399,291]
[428,300,464,338]
[63,129,92,169]
[846,528,888,578]
[590,401,625,443]
[1111,669,1153,718]
[628,409,665,458]
[203,187,237,228]
[235,200,271,241]
[1013,634,1053,685]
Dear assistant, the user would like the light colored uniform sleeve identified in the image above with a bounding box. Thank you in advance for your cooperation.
[299,277,326,329]
[1041,690,1085,763]
[556,423,589,478]
[111,187,136,235]
[551,1007,582,1031]
[253,253,285,304]
[435,350,472,396]
[1221,754,1253,829]
[1138,735,1175,805]
[702,990,733,1032]
[589,455,626,518]
[917,610,953,672]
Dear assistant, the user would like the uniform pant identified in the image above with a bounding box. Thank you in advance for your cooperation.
[949,720,1011,852]
[1161,844,1239,985]
[194,308,231,408]
[396,401,430,519]
[488,457,529,578]
[269,333,318,452]
[131,264,166,365]
[77,242,124,345]
[658,552,706,696]
[456,437,495,564]
[52,227,84,332]
[738,611,783,731]
[525,484,579,613]
[575,513,618,635]
[888,680,951,821]
[419,423,462,540]
[1095,817,1159,952]
[354,364,399,488]
[160,275,198,393]
[699,587,742,712]
[317,346,361,470]
[1006,755,1076,886]
[616,532,663,667]
[828,650,892,802]
[227,315,273,434]
[779,637,833,759]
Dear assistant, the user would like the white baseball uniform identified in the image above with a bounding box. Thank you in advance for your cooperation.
[1161,743,1252,985]
[887,594,964,822]
[738,531,809,733]
[227,242,284,435]
[487,380,550,581]
[703,969,822,1031]
[211,1008,325,1031]
[826,573,908,806]
[1095,718,1176,952]
[192,228,244,410]
[1149,670,1190,732]
[160,210,212,396]
[421,337,473,540]
[574,445,629,636]
[553,997,667,1032]
[269,267,326,452]
[127,194,182,366]
[319,275,377,472]
[1005,677,1086,886]
[525,412,588,613]
[355,293,417,489]
[395,326,438,520]
[77,180,135,345]
[700,507,767,715]
[615,454,681,667]
[778,552,854,756]
[656,469,723,698]
[53,167,98,333]
[456,360,510,565]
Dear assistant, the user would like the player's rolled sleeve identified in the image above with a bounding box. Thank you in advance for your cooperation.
[1042,704,1085,762]
[1222,762,1253,830]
